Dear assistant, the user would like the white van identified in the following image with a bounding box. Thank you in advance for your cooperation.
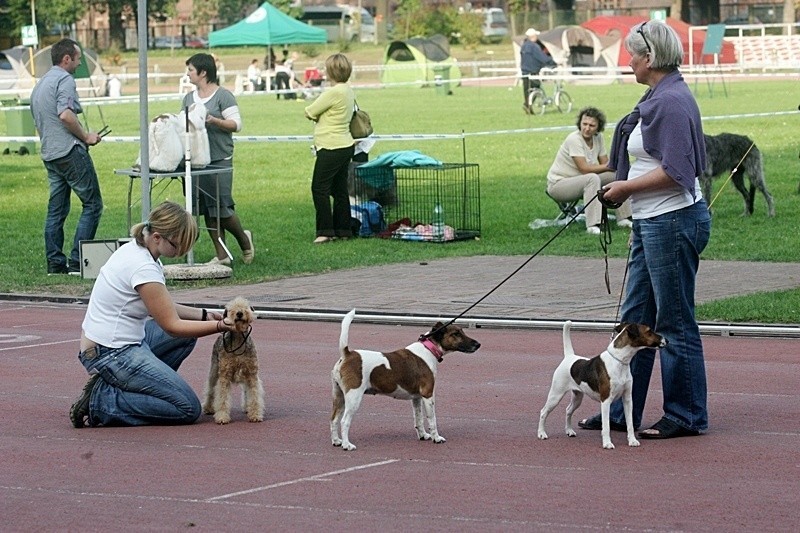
[476,8,509,43]
[299,5,376,43]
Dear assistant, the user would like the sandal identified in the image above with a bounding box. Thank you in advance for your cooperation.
[577,415,627,432]
[637,417,700,440]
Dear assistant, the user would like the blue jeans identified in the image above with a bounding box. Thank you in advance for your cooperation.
[43,145,103,267]
[608,200,712,432]
[79,320,200,427]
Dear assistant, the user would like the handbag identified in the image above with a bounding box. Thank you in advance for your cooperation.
[349,100,373,139]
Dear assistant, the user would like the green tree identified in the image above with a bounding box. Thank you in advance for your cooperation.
[390,3,469,43]
[454,12,483,49]
[507,0,544,36]
[86,0,177,50]
[45,0,89,34]
[5,0,86,43]
[194,0,298,27]
[391,0,423,40]
[4,0,33,38]
[425,5,458,38]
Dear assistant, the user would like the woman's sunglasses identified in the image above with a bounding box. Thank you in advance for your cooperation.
[637,22,652,55]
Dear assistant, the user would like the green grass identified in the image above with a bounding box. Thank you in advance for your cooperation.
[696,289,800,324]
[2,77,799,323]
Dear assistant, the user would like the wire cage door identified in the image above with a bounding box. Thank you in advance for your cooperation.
[353,163,480,242]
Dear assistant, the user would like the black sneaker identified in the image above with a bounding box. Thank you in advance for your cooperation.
[47,263,68,275]
[69,374,101,428]
[68,261,81,276]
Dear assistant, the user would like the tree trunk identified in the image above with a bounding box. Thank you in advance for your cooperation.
[109,7,127,49]
[671,0,683,20]
[783,0,795,31]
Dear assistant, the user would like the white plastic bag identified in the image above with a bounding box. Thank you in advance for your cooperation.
[135,113,184,172]
[179,103,211,168]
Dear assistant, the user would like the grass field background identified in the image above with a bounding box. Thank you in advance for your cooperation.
[1,74,798,323]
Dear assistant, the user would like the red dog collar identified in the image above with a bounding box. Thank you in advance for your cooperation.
[420,338,444,362]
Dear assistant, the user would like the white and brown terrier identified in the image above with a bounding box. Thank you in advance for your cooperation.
[330,309,481,451]
[202,297,264,424]
[537,321,667,449]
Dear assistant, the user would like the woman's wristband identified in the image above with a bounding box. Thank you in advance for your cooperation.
[201,308,208,321]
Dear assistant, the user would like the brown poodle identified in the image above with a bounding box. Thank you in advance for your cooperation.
[202,297,264,424]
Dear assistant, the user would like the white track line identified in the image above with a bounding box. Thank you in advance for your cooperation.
[0,338,79,352]
[204,459,400,502]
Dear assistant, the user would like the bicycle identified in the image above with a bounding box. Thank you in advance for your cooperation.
[526,71,573,115]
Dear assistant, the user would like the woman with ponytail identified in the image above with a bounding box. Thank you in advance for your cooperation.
[69,201,238,428]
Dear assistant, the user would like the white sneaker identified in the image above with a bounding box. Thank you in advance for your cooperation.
[242,230,254,264]
[586,226,601,235]
[206,256,231,266]
[617,218,633,228]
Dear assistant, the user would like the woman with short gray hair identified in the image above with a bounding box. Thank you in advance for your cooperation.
[580,20,712,440]
[624,20,684,69]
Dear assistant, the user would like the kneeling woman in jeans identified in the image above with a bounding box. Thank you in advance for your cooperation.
[69,201,238,428]
[304,53,355,244]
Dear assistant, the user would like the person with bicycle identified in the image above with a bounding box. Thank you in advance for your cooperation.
[520,28,556,114]
[546,107,633,234]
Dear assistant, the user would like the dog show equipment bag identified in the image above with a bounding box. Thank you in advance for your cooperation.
[349,101,373,139]
[350,200,387,237]
[135,114,185,172]
[135,105,211,171]
[179,103,211,168]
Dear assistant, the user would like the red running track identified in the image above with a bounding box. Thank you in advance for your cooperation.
[0,301,797,531]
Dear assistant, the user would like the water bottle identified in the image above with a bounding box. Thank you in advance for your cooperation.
[433,203,445,241]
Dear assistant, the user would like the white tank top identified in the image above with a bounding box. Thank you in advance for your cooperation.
[627,122,702,219]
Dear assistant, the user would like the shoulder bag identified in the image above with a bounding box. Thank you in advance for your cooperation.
[349,100,373,139]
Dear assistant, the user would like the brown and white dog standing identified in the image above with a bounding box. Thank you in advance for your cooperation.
[330,309,481,451]
[537,321,666,449]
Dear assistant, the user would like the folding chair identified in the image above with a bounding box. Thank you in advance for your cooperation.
[545,190,581,221]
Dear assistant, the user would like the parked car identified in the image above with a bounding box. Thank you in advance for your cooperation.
[0,52,16,90]
[477,8,509,43]
[185,36,208,49]
[151,36,207,49]
[299,5,376,43]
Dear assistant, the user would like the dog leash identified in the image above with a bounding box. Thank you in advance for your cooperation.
[424,194,608,337]
[597,189,634,334]
[597,191,621,295]
[707,141,756,210]
[612,245,632,332]
[222,325,253,354]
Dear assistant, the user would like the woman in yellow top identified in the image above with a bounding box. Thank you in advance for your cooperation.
[304,53,355,244]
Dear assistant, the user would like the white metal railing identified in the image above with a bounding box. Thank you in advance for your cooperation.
[689,22,800,71]
[2,55,798,106]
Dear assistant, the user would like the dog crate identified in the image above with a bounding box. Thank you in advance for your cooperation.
[351,163,481,242]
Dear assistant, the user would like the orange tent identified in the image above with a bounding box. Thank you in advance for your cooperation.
[581,16,736,66]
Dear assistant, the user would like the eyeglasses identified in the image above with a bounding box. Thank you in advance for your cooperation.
[637,22,652,55]
[159,233,179,251]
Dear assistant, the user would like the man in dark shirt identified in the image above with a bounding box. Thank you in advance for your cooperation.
[520,28,557,114]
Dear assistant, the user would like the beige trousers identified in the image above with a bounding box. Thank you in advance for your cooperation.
[547,171,632,228]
